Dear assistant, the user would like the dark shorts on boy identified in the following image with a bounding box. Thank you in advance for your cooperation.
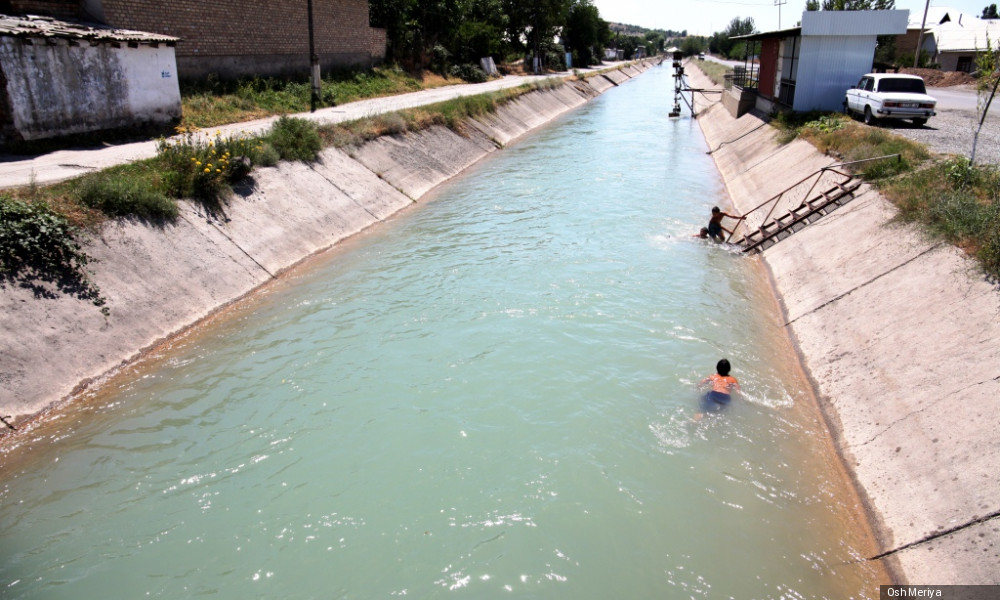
[701,391,731,413]
[707,221,723,238]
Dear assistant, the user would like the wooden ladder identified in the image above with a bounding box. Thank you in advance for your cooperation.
[737,179,862,254]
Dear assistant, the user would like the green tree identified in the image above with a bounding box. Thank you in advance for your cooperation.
[970,34,999,162]
[644,31,666,54]
[452,0,509,64]
[820,0,894,9]
[369,0,412,63]
[563,0,609,67]
[503,0,572,70]
[709,17,755,59]
[372,0,509,70]
[680,36,707,56]
[983,3,999,18]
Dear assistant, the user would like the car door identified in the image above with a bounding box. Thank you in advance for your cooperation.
[848,77,868,112]
[861,77,877,111]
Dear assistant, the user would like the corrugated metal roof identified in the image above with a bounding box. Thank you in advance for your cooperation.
[931,17,1000,52]
[0,14,178,44]
[731,26,801,42]
[908,7,957,29]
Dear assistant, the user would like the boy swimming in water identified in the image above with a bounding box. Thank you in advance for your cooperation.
[694,359,741,420]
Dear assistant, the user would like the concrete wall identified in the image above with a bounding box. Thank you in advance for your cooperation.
[688,63,1000,585]
[0,61,654,425]
[0,36,181,140]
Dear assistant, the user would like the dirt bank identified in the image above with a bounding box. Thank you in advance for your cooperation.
[687,63,1000,584]
[0,61,656,429]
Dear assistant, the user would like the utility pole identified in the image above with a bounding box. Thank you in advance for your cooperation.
[307,0,321,112]
[774,0,786,29]
[913,0,930,68]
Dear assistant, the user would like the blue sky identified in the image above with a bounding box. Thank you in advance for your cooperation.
[591,0,993,35]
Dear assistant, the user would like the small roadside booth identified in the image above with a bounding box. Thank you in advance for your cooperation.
[0,14,181,143]
[728,10,909,116]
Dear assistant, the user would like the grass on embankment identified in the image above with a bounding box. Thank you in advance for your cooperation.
[771,111,1000,278]
[180,66,460,129]
[693,59,731,87]
[319,78,563,147]
[1,78,568,313]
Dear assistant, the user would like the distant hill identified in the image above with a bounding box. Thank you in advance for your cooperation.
[607,22,688,38]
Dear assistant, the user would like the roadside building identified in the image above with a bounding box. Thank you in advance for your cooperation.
[917,11,1000,72]
[1,0,387,80]
[896,6,955,63]
[0,13,180,143]
[728,9,909,116]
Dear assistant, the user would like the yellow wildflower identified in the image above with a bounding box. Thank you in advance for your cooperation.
[204,168,211,173]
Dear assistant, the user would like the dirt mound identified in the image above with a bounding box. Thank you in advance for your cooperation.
[899,67,976,87]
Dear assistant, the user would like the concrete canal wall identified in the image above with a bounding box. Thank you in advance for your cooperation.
[0,61,655,426]
[688,65,1000,584]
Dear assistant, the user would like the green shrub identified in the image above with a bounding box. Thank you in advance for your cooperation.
[943,156,982,189]
[267,116,322,162]
[802,114,845,134]
[449,63,489,83]
[76,171,178,220]
[156,126,276,203]
[0,195,108,314]
[979,228,1000,277]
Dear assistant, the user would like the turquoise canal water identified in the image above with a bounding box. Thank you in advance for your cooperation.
[0,65,882,598]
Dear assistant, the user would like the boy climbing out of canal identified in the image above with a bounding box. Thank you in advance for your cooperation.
[707,206,744,242]
[694,359,741,420]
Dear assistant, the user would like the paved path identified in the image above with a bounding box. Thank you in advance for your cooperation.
[0,64,628,190]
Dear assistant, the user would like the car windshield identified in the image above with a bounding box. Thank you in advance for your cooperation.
[877,78,927,94]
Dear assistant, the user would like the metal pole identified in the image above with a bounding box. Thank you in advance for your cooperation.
[308,0,321,112]
[913,0,930,68]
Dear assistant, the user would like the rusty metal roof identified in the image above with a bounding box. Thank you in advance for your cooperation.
[0,14,178,44]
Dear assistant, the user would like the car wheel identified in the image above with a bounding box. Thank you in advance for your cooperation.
[843,98,851,116]
[912,118,927,127]
[863,105,877,126]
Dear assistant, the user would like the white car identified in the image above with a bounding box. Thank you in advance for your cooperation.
[844,73,937,126]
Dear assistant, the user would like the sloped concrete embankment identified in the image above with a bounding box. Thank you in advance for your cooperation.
[0,61,654,426]
[689,68,1000,584]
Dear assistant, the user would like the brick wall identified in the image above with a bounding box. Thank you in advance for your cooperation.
[97,0,384,78]
[8,0,80,18]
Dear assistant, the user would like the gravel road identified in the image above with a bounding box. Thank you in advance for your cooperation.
[865,85,1000,165]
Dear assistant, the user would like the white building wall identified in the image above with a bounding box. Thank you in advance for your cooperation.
[794,35,878,112]
[122,45,182,126]
[1,37,181,141]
